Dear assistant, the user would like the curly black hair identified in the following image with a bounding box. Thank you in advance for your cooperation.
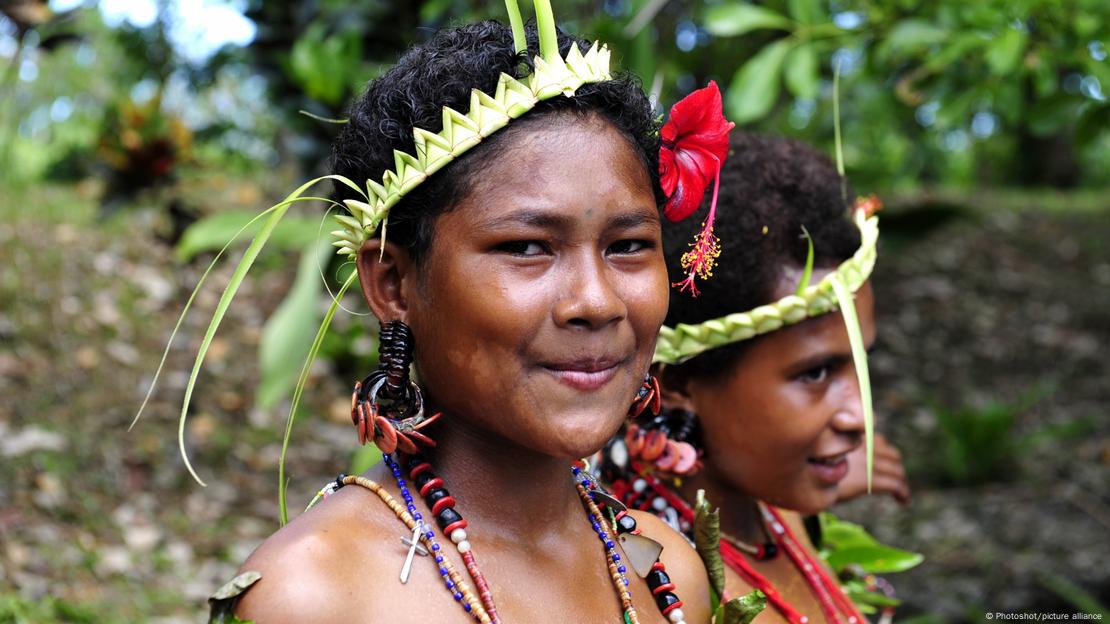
[661,132,862,386]
[330,20,661,264]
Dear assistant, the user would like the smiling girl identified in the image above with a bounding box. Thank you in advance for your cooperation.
[604,132,908,623]
[131,3,749,619]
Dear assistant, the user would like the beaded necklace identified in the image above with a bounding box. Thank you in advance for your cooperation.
[622,470,863,624]
[716,504,863,624]
[319,454,689,623]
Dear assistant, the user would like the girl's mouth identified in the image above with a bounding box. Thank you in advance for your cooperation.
[807,452,850,485]
[542,357,624,392]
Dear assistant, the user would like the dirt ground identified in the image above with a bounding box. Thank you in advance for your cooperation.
[1,189,1107,622]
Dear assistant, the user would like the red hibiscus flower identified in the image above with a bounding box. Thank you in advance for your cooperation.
[659,81,734,222]
[659,81,735,296]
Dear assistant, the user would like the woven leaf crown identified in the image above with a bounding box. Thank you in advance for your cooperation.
[654,210,879,365]
[330,40,612,259]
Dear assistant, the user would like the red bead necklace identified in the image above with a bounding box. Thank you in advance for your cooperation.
[639,472,864,624]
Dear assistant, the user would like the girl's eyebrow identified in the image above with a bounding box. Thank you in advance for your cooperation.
[475,206,659,232]
[791,352,849,373]
[607,210,660,230]
[475,209,572,231]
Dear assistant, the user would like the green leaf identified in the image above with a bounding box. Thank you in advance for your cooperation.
[208,571,261,623]
[533,0,560,63]
[256,240,331,409]
[924,32,989,73]
[985,28,1027,76]
[1074,12,1100,38]
[279,270,360,524]
[298,110,349,125]
[830,275,873,489]
[786,0,820,26]
[784,42,819,99]
[140,176,359,486]
[504,0,527,53]
[795,226,815,295]
[290,23,363,105]
[842,580,902,608]
[819,513,879,550]
[177,211,322,261]
[720,590,767,624]
[703,4,791,37]
[825,545,925,574]
[693,490,726,602]
[880,20,949,58]
[726,39,793,124]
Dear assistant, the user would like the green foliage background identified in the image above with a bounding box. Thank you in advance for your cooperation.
[5,0,1109,193]
[2,1,1107,621]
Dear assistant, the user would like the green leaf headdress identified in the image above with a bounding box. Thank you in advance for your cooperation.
[133,0,619,521]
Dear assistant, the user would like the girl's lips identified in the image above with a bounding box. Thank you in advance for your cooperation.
[544,362,621,392]
[807,455,850,485]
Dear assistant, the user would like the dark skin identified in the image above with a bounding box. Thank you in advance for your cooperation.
[668,268,891,620]
[236,114,710,623]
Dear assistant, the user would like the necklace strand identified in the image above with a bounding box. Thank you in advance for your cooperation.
[338,473,491,622]
[390,453,502,622]
[634,471,863,624]
[363,454,693,623]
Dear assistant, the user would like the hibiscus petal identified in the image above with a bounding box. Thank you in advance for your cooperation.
[659,81,734,222]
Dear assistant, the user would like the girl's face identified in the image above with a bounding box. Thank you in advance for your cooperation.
[404,114,668,459]
[688,272,875,515]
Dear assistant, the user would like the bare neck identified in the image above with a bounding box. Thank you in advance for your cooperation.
[419,418,587,543]
[677,467,766,545]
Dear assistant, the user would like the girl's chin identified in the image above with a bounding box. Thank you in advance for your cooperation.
[780,490,839,516]
[755,482,838,516]
[542,416,625,459]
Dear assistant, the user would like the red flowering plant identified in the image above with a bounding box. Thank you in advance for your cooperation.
[659,81,735,296]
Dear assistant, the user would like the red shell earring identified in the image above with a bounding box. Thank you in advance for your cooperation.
[351,321,441,454]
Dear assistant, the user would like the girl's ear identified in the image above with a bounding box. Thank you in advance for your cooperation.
[653,363,696,412]
[356,237,417,323]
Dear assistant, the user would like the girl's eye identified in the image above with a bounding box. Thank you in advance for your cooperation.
[798,365,829,384]
[496,241,547,256]
[607,239,651,255]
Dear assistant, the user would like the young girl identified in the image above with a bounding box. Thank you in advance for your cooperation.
[147,5,743,622]
[605,132,908,623]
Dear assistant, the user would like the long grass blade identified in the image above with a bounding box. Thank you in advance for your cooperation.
[795,225,815,296]
[131,203,286,431]
[169,175,360,486]
[279,270,359,524]
[298,110,349,124]
[833,59,847,204]
[504,0,527,54]
[829,275,873,491]
[132,193,357,432]
[315,204,369,317]
[532,0,560,63]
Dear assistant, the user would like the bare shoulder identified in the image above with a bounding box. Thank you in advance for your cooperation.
[233,476,404,622]
[629,510,712,623]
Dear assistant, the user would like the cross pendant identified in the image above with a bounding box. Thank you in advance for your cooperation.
[399,522,429,583]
